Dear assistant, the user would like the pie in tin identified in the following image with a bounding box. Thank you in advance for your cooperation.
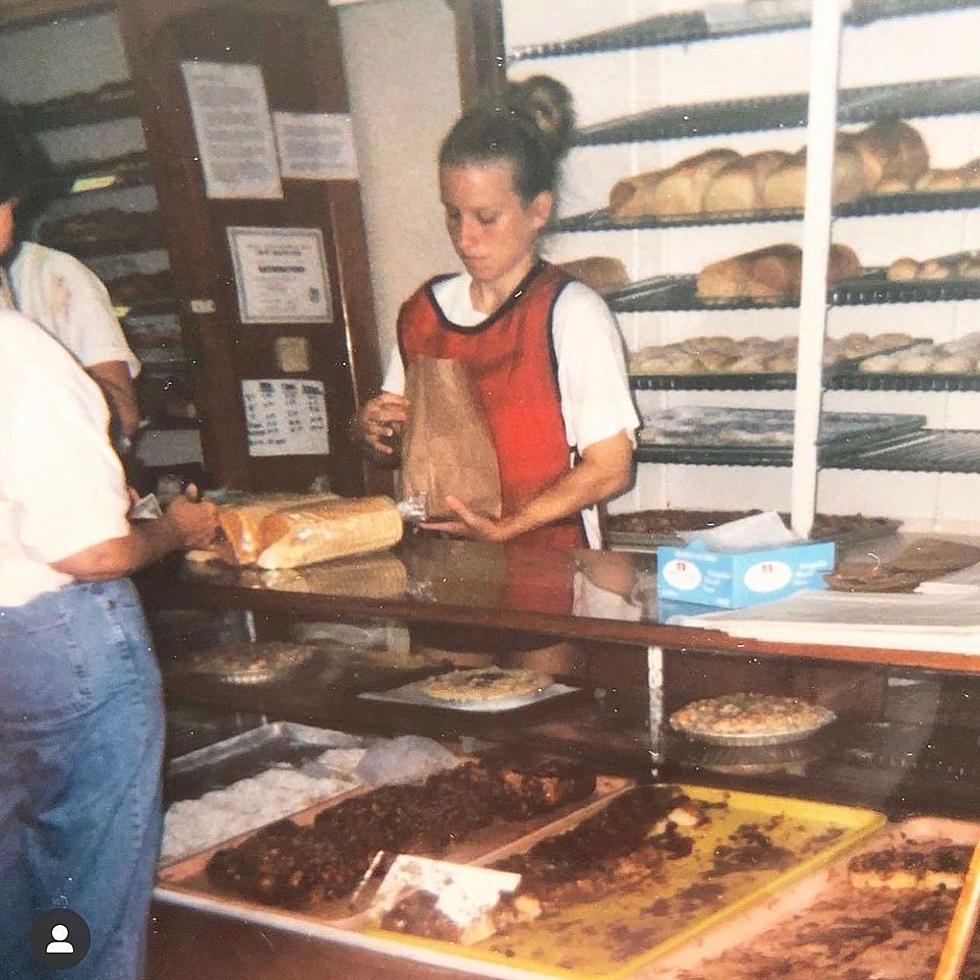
[670,692,835,744]
[415,667,553,702]
[181,641,316,684]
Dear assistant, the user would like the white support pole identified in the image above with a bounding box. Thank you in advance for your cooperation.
[791,0,844,539]
[647,645,664,775]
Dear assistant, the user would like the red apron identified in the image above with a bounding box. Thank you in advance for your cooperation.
[398,261,586,551]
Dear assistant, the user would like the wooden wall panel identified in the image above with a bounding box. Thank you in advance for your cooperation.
[118,0,380,494]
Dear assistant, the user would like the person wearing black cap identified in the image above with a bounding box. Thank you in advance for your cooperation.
[0,102,140,447]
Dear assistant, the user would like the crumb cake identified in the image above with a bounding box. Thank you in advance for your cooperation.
[671,693,835,741]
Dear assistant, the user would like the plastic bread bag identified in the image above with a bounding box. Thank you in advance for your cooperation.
[255,495,403,570]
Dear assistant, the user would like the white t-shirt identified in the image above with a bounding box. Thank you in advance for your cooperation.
[0,311,131,606]
[383,271,640,547]
[4,241,140,377]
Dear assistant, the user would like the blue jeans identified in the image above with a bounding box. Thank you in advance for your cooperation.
[0,578,164,980]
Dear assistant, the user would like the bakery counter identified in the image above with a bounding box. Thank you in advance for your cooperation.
[171,534,980,675]
[147,901,477,980]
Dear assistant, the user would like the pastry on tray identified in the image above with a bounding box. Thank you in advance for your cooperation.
[848,843,973,891]
[671,693,835,743]
[414,667,553,702]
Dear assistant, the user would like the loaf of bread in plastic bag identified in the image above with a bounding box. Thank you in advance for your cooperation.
[255,495,403,570]
[217,493,337,565]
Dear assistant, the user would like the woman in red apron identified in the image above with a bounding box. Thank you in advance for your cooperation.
[357,76,638,552]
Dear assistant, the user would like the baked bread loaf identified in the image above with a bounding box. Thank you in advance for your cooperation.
[255,496,403,569]
[218,493,338,565]
[845,119,929,188]
[696,242,861,302]
[760,142,866,209]
[645,148,740,217]
[874,176,912,194]
[702,151,792,212]
[608,169,663,218]
[918,258,951,280]
[916,167,966,192]
[960,157,980,188]
[886,257,920,281]
[556,256,629,295]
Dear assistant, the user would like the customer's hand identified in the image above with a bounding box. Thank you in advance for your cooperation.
[165,485,220,550]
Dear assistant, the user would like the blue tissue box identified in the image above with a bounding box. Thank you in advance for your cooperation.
[656,539,835,609]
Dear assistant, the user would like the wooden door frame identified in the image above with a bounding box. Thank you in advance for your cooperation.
[445,0,506,106]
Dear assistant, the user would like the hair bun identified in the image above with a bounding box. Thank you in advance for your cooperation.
[505,76,575,160]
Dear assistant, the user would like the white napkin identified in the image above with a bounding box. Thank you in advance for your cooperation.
[678,511,799,551]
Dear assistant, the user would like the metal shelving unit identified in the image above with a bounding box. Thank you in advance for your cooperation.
[508,0,979,63]
[604,271,980,313]
[631,370,980,393]
[635,429,980,472]
[21,80,138,131]
[554,188,980,234]
[575,75,980,147]
[519,2,980,489]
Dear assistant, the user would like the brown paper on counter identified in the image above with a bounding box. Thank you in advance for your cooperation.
[886,537,980,574]
[827,537,980,593]
[397,356,501,520]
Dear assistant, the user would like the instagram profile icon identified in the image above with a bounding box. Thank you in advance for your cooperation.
[30,908,91,969]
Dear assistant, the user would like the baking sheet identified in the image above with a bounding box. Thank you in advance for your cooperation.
[362,784,884,979]
[358,680,580,713]
[638,408,926,455]
[638,815,980,980]
[155,774,632,928]
[166,722,365,803]
[607,514,900,551]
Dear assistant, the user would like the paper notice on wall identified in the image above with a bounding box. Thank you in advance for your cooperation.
[242,378,330,457]
[273,112,359,180]
[181,61,283,200]
[227,227,332,323]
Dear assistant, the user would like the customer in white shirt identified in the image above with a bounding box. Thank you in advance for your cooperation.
[0,310,217,980]
[0,104,140,444]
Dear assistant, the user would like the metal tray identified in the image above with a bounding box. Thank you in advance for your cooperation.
[166,722,365,804]
[358,678,581,714]
[607,515,901,551]
[645,816,980,980]
[156,773,634,928]
[575,75,980,148]
[508,1,972,63]
[637,409,926,456]
[628,338,928,392]
[361,785,883,979]
[831,264,980,306]
[554,189,980,235]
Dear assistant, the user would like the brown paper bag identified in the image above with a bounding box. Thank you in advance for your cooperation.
[397,356,502,520]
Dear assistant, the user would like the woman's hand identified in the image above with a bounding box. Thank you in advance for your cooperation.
[421,496,517,542]
[354,392,409,456]
[421,431,633,544]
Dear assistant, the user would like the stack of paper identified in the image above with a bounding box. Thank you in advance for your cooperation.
[670,590,980,653]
